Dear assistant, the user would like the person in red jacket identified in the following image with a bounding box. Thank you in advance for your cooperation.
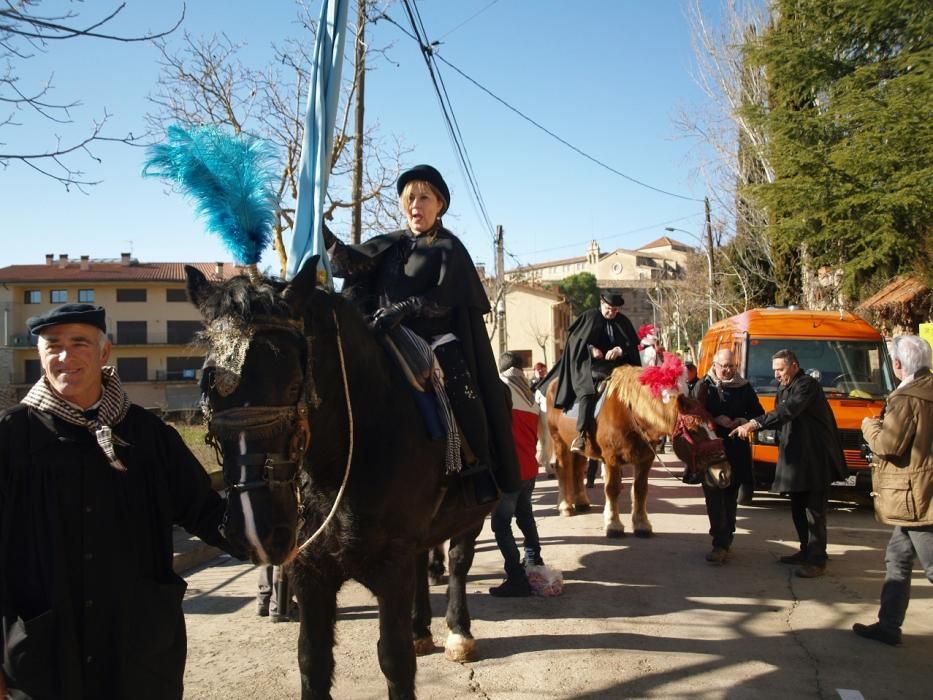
[489,352,546,597]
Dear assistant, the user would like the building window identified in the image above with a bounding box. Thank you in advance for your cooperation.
[116,288,147,302]
[166,288,188,302]
[78,289,95,303]
[116,321,147,345]
[24,359,41,383]
[167,320,203,345]
[162,356,205,381]
[23,290,41,304]
[117,357,148,382]
[50,290,67,303]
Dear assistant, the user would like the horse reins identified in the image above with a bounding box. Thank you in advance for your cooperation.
[298,308,354,552]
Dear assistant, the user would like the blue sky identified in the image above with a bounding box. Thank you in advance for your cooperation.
[2,0,717,273]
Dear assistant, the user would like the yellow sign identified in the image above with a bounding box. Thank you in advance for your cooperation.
[920,323,933,350]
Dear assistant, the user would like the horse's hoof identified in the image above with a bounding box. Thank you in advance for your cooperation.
[559,506,574,517]
[575,502,591,513]
[428,574,447,587]
[633,529,653,538]
[413,636,435,656]
[444,633,477,662]
[606,527,626,539]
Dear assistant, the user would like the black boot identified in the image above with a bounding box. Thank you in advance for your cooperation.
[460,462,499,506]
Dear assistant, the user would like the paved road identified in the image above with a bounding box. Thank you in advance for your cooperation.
[181,454,931,699]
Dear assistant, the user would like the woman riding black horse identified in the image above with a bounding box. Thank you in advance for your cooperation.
[324,164,520,497]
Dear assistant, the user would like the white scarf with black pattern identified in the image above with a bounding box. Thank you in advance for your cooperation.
[21,366,132,470]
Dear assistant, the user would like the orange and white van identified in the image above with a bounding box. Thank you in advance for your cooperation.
[697,308,895,490]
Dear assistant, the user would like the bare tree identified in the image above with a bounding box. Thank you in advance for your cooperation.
[676,0,782,308]
[145,1,409,276]
[1,1,185,190]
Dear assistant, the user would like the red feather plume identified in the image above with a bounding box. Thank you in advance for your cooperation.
[639,353,685,397]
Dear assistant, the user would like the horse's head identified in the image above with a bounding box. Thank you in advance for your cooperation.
[671,396,732,489]
[185,258,320,564]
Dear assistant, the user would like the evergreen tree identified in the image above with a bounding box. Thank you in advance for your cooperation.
[744,0,932,299]
[557,273,601,319]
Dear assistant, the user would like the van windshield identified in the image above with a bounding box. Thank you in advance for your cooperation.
[745,339,895,400]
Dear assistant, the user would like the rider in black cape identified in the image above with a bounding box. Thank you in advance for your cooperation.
[324,164,520,496]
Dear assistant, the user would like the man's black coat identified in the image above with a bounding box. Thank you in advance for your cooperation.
[553,308,640,412]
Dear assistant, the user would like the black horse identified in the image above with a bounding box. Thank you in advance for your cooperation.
[186,258,497,699]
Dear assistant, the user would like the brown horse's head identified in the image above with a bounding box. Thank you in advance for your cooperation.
[671,397,731,489]
[185,258,320,564]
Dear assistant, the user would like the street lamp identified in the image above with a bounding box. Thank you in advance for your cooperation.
[665,226,713,327]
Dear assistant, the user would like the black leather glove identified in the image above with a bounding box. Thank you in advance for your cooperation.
[368,296,424,333]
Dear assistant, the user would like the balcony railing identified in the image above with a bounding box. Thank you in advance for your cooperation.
[8,334,38,347]
[154,369,202,382]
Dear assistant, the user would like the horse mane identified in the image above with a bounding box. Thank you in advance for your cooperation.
[603,365,682,434]
[194,274,292,324]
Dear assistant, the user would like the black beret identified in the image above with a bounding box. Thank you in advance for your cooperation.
[397,164,450,212]
[27,303,107,335]
[600,292,624,307]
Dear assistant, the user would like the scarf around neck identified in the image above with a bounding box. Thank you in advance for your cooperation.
[21,366,132,470]
[500,366,536,411]
[705,370,749,401]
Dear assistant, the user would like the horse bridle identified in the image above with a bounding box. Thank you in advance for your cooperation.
[202,315,314,497]
[672,412,726,475]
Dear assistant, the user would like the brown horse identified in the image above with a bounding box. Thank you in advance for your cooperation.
[546,365,730,537]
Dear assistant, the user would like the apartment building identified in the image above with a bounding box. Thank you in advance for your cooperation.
[0,253,242,409]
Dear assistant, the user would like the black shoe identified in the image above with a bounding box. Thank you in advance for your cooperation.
[521,556,545,567]
[779,551,808,565]
[705,546,728,565]
[586,480,595,489]
[795,563,826,578]
[853,622,902,646]
[737,483,754,506]
[489,577,531,597]
[257,598,270,617]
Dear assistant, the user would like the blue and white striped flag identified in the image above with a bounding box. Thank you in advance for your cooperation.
[285,0,350,284]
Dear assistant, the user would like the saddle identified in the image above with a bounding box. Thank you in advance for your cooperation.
[383,326,434,392]
[379,326,462,474]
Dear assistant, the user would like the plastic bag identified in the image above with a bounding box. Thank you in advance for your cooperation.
[525,564,563,597]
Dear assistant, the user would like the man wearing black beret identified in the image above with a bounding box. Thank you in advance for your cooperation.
[0,303,243,698]
[552,292,641,453]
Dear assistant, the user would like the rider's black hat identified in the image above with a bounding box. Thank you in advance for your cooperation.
[397,164,450,213]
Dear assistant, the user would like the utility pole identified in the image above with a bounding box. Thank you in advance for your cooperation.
[350,0,366,244]
[495,225,507,357]
[704,196,715,325]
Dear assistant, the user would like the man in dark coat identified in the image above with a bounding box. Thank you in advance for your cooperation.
[732,348,847,578]
[696,349,764,564]
[553,292,640,453]
[0,304,242,699]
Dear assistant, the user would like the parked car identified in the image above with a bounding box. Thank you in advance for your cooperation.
[697,308,895,491]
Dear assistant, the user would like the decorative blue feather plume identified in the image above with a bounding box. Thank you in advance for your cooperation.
[143,125,278,266]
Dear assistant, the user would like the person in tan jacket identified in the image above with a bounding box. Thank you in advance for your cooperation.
[853,334,932,646]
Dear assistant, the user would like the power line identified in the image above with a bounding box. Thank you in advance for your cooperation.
[377,11,703,204]
[399,0,497,241]
[434,55,704,203]
[508,213,704,259]
[436,0,502,41]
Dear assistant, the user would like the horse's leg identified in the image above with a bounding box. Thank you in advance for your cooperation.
[294,569,340,700]
[374,557,418,700]
[631,459,654,537]
[602,459,625,538]
[572,453,591,512]
[427,543,447,586]
[412,549,435,655]
[444,520,483,661]
[555,440,575,516]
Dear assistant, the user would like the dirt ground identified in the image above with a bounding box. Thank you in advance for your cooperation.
[181,454,932,699]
